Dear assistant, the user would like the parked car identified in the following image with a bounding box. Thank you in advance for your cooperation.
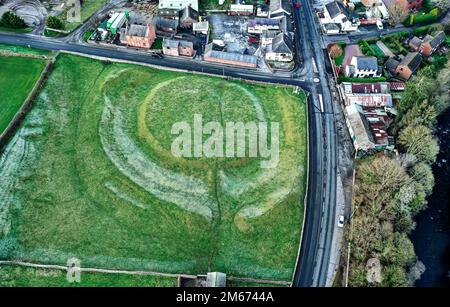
[295,1,301,9]
[338,215,345,228]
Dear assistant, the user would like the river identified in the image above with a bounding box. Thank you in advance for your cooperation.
[411,109,450,287]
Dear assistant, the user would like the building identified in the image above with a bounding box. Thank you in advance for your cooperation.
[247,18,281,34]
[179,6,198,28]
[163,38,194,57]
[409,36,423,51]
[340,82,393,107]
[204,44,258,68]
[155,17,179,33]
[158,0,198,12]
[265,33,293,62]
[108,12,128,34]
[345,56,381,78]
[158,8,180,20]
[228,4,254,16]
[120,24,156,49]
[345,104,393,152]
[320,1,359,33]
[261,30,279,48]
[257,4,270,17]
[269,0,291,18]
[419,31,446,57]
[386,52,422,80]
[193,21,209,35]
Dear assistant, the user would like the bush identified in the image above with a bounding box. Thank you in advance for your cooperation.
[0,11,26,29]
[406,8,440,26]
[46,16,63,30]
[413,25,431,36]
[0,237,17,259]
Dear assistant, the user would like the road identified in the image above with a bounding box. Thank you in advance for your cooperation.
[291,0,337,287]
[0,1,338,286]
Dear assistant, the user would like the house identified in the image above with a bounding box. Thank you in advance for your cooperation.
[345,56,381,78]
[265,33,293,62]
[158,0,198,12]
[340,82,393,107]
[261,30,279,48]
[120,24,156,49]
[321,1,359,32]
[322,23,341,35]
[179,6,198,28]
[247,18,281,34]
[228,4,254,16]
[409,36,423,51]
[163,38,194,57]
[193,21,209,35]
[345,104,393,152]
[419,31,446,56]
[269,0,291,18]
[204,44,258,68]
[155,17,179,33]
[385,57,400,75]
[158,8,180,20]
[395,52,422,80]
[257,4,270,17]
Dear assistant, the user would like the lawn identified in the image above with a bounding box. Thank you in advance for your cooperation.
[61,0,109,32]
[0,56,47,134]
[0,265,177,287]
[0,54,307,282]
[0,44,52,56]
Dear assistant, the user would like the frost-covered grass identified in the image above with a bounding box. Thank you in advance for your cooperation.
[0,56,47,134]
[0,54,307,281]
[0,265,177,287]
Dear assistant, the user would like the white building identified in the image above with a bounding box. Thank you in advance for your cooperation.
[247,18,281,34]
[265,33,293,62]
[158,0,198,12]
[345,56,381,78]
[320,1,359,33]
[269,0,290,18]
[193,21,209,35]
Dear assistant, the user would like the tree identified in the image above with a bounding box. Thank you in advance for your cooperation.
[432,0,450,11]
[408,260,426,285]
[399,99,437,129]
[329,44,343,59]
[410,162,434,195]
[436,61,450,112]
[398,125,439,164]
[388,0,409,26]
[0,11,26,29]
[397,68,436,115]
[46,16,63,30]
[383,265,411,286]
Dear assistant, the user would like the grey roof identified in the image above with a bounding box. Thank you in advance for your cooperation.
[429,31,446,49]
[205,44,257,65]
[270,0,290,13]
[179,40,193,48]
[179,6,198,22]
[163,38,179,48]
[271,32,293,54]
[400,52,422,72]
[409,36,422,48]
[325,1,342,19]
[248,18,281,27]
[355,56,378,71]
[262,30,279,39]
[155,17,179,29]
[126,24,147,37]
[385,58,400,74]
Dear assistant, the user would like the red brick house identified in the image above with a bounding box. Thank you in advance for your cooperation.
[120,24,156,49]
[419,31,446,56]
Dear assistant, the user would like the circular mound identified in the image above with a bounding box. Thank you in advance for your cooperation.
[8,0,47,27]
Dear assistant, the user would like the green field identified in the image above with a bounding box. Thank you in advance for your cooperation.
[0,265,176,287]
[0,56,47,134]
[0,54,307,282]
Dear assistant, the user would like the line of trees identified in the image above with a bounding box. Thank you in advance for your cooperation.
[349,61,450,286]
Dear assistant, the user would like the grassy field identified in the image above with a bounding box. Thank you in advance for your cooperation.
[0,265,176,287]
[0,56,47,134]
[0,44,52,56]
[0,54,307,283]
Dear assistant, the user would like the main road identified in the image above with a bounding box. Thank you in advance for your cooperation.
[0,2,338,286]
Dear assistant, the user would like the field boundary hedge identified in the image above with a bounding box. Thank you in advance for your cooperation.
[0,58,54,152]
